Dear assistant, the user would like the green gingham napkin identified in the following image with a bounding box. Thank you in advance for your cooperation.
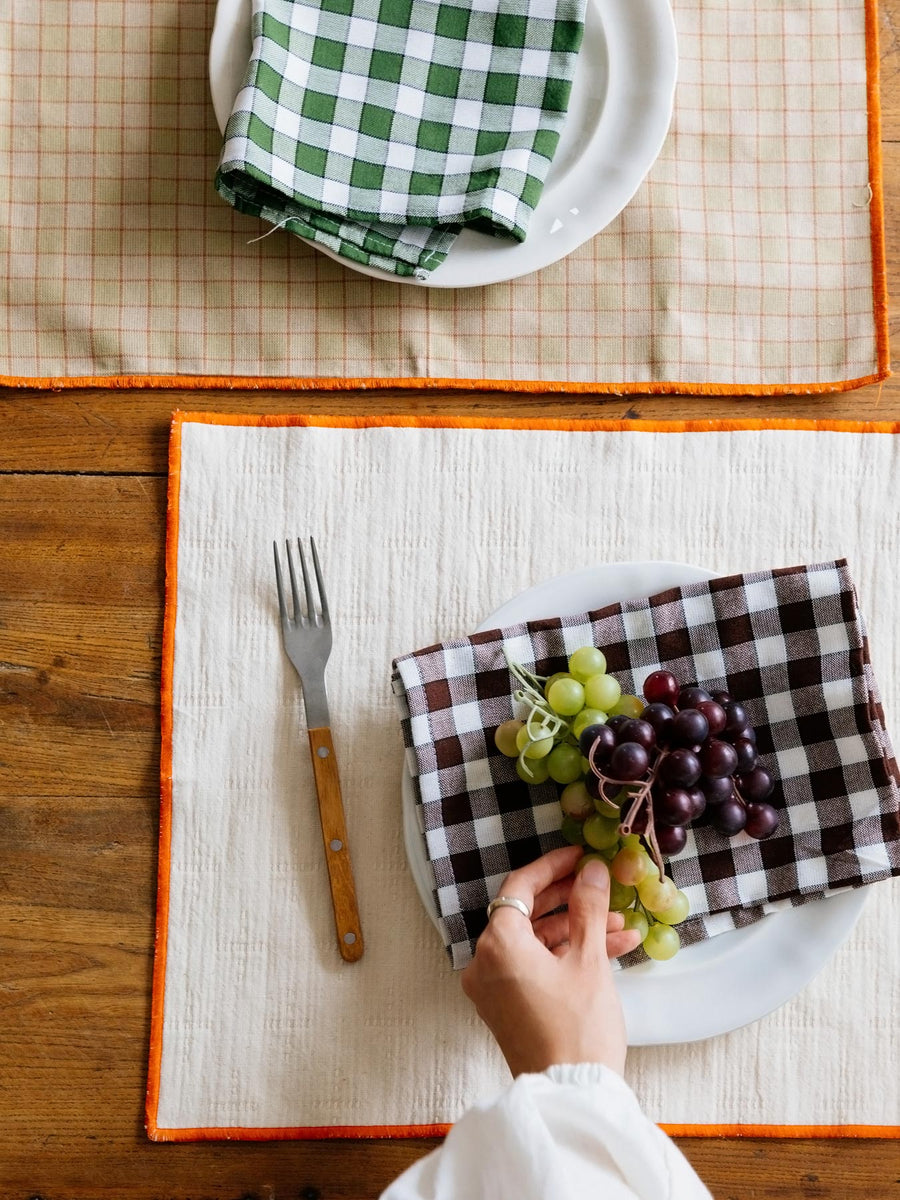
[215,0,586,279]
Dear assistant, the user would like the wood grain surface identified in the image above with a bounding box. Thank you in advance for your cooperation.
[3,4,900,1196]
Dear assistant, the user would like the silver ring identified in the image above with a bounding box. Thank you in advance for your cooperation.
[486,895,532,921]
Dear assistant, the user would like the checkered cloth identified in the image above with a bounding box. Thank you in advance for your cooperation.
[392,560,900,969]
[215,0,585,278]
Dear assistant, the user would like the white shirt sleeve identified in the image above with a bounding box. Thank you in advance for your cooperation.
[380,1063,713,1200]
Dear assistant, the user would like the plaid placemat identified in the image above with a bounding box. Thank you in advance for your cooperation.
[393,560,900,969]
[0,0,888,389]
[216,0,584,278]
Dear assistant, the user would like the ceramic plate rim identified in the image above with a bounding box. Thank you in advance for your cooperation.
[208,0,678,287]
[400,561,867,1045]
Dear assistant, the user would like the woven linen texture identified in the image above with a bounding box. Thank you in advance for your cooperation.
[152,420,900,1135]
[0,0,885,386]
[216,0,584,278]
[393,560,900,970]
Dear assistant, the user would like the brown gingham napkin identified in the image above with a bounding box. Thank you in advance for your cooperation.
[392,560,900,969]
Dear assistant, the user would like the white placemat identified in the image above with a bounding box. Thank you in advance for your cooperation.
[148,416,900,1139]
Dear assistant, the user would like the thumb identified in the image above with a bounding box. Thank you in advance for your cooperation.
[568,857,612,959]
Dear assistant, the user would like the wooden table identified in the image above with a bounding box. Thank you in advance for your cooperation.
[3,11,900,1199]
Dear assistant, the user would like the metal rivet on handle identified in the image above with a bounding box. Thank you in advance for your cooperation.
[317,746,330,758]
[343,932,357,945]
[330,838,343,852]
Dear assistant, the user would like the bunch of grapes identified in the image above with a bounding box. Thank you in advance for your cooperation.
[493,647,779,962]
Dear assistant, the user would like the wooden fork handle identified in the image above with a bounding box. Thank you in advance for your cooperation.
[307,726,364,962]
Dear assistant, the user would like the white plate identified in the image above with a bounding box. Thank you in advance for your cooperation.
[209,0,677,287]
[401,562,868,1044]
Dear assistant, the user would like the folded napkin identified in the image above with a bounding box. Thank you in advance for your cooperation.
[215,0,585,278]
[393,560,900,969]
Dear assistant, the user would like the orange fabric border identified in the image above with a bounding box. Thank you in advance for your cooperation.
[146,414,183,1142]
[0,369,891,394]
[2,0,893,397]
[865,0,891,380]
[147,412,900,1143]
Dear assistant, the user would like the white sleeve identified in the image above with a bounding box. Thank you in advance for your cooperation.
[380,1063,713,1200]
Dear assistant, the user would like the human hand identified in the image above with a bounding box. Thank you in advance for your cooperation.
[460,845,641,1078]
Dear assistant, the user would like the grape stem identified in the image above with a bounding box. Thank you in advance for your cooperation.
[587,743,670,880]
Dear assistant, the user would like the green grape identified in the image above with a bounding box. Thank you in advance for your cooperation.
[654,889,690,926]
[622,908,650,941]
[609,694,644,719]
[620,832,642,849]
[494,719,524,757]
[583,813,620,851]
[584,673,622,711]
[637,873,678,912]
[516,725,554,759]
[572,707,609,739]
[611,845,656,886]
[543,671,570,700]
[516,756,550,784]
[643,923,681,961]
[568,646,608,683]
[560,781,594,821]
[593,794,621,818]
[560,815,587,846]
[548,743,584,785]
[609,879,637,911]
[547,677,586,717]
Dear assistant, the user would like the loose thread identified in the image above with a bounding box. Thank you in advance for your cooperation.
[852,182,874,209]
[247,218,292,244]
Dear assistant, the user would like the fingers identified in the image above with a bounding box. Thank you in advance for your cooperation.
[533,908,626,950]
[488,846,583,925]
[532,911,570,949]
[607,928,644,958]
[530,875,575,920]
[566,857,613,960]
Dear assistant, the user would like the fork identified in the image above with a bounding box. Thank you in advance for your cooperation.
[273,537,363,963]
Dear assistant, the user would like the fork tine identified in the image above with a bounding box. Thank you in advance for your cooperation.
[297,538,319,626]
[285,539,303,622]
[273,541,288,620]
[310,537,329,625]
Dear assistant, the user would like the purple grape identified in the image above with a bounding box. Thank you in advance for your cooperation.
[686,786,707,819]
[609,741,650,781]
[696,699,727,736]
[736,766,774,801]
[678,685,712,709]
[606,714,630,735]
[744,802,780,839]
[579,723,615,761]
[618,718,656,751]
[660,748,702,788]
[672,708,710,747]
[629,807,648,834]
[699,738,739,779]
[712,799,748,836]
[711,690,733,706]
[733,736,758,773]
[585,772,602,799]
[655,823,688,855]
[641,702,675,744]
[700,774,734,805]
[643,669,680,706]
[722,702,750,739]
[741,724,758,745]
[656,788,695,827]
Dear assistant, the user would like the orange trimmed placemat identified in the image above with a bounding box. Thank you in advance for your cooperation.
[0,0,890,394]
[148,413,899,1140]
